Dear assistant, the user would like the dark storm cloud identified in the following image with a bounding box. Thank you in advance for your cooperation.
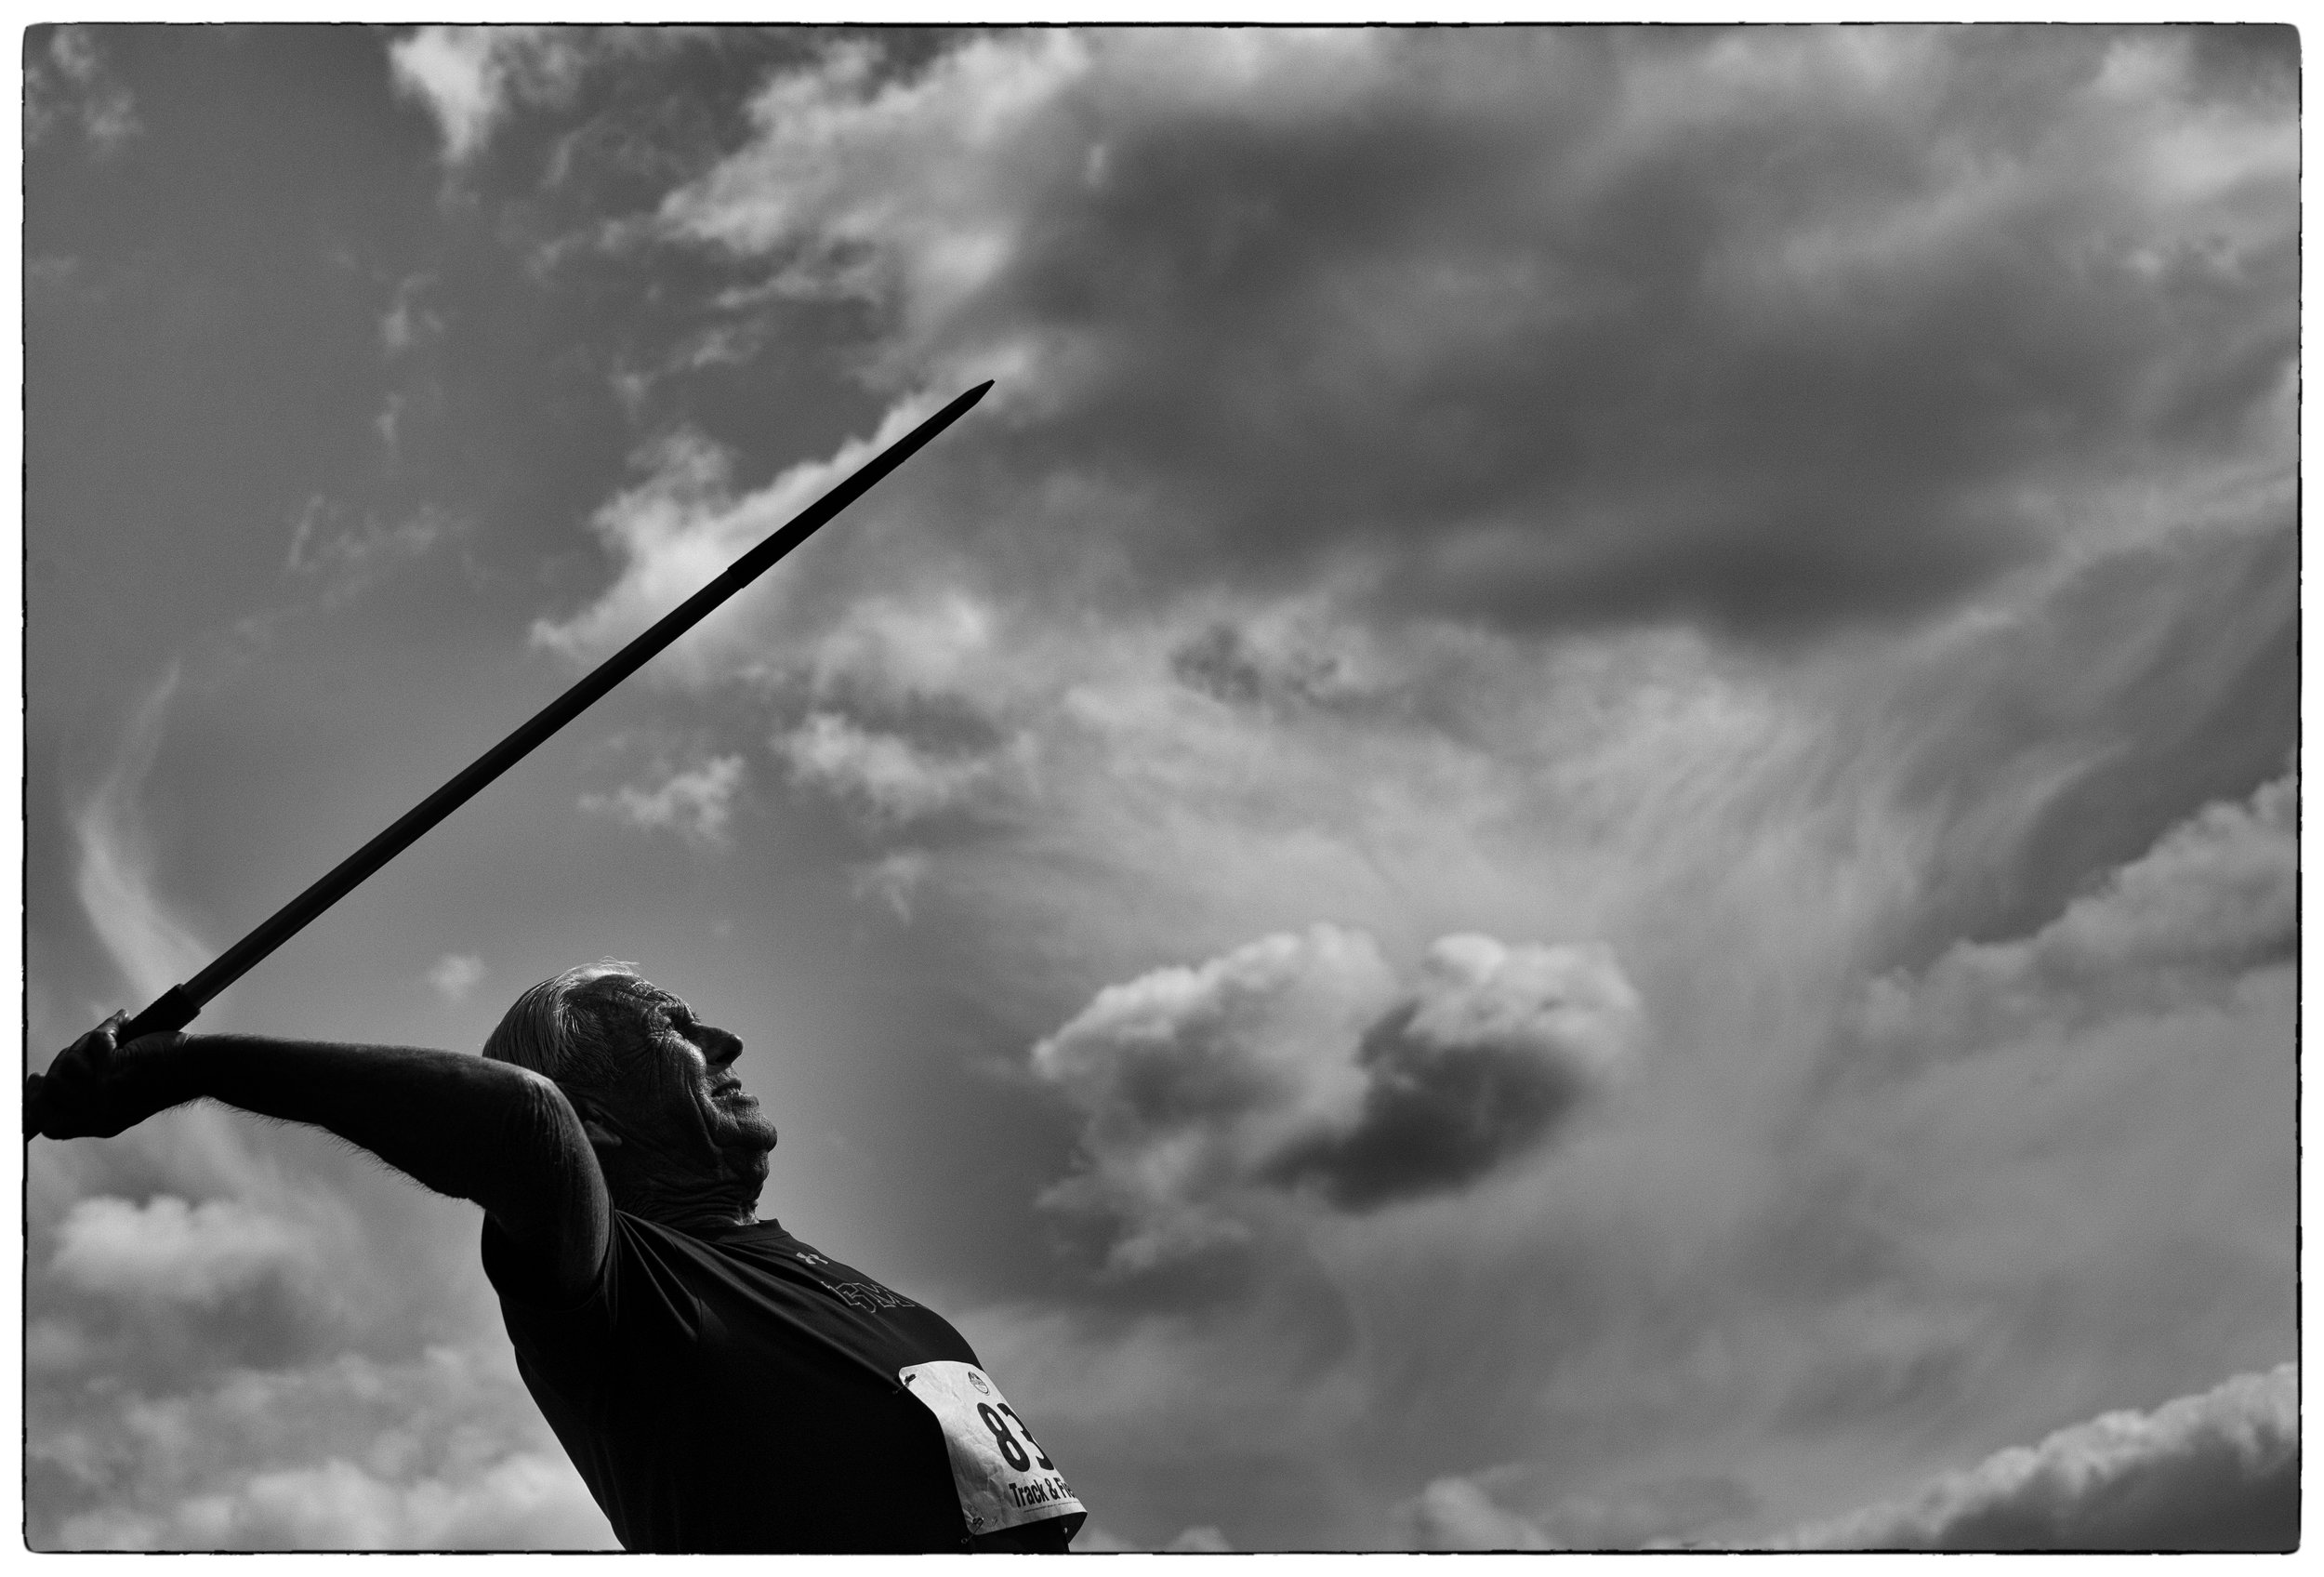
[1779,1364,2295,1551]
[1030,928,1639,1268]
[661,26,2295,643]
[1262,1001,1597,1211]
[1169,623,1340,711]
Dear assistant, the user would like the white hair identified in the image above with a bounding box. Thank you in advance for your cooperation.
[482,959,658,1094]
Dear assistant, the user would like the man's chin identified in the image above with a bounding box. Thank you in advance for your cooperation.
[713,1138,774,1196]
[722,1119,778,1158]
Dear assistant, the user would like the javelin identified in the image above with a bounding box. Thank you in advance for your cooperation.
[28,380,992,1102]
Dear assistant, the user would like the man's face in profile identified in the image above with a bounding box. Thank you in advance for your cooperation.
[601,982,780,1162]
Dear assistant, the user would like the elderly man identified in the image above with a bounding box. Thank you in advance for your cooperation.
[28,962,1085,1553]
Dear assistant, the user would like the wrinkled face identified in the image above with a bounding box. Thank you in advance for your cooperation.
[600,982,779,1161]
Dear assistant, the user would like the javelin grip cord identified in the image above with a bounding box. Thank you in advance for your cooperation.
[34,380,992,1090]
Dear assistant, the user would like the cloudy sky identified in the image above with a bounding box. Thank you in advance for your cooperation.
[20,22,2299,1552]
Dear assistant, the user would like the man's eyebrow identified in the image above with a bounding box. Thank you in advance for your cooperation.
[617,985,682,1022]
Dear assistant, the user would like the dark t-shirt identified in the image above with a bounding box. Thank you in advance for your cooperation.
[482,1212,1081,1553]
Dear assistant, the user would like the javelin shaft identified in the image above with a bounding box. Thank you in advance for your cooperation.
[108,381,992,1045]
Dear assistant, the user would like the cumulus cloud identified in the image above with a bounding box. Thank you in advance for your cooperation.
[388,26,589,166]
[37,1344,611,1551]
[1855,769,2292,1068]
[71,667,210,1003]
[1265,934,1641,1209]
[389,27,518,164]
[652,27,2294,642]
[807,590,1000,708]
[1406,1470,1755,1550]
[60,1452,595,1552]
[426,953,486,1005]
[527,401,967,681]
[1407,1475,1553,1550]
[1778,1363,2296,1551]
[390,25,703,168]
[28,1097,617,1552]
[50,1197,308,1308]
[964,634,2290,1545]
[1031,926,1641,1268]
[1033,925,1393,1268]
[779,711,999,825]
[578,752,746,845]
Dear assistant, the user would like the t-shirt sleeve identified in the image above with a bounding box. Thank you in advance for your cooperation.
[481,1212,616,1327]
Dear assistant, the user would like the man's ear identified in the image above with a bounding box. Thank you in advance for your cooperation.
[565,1092,624,1151]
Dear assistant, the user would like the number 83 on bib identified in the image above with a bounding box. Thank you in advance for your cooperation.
[900,1361,1086,1536]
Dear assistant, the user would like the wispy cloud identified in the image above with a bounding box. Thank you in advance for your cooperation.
[850,848,931,921]
[1854,768,2294,1072]
[26,26,140,152]
[70,667,209,1004]
[284,498,456,604]
[378,273,441,355]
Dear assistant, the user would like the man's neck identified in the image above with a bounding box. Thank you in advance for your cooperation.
[601,1152,766,1235]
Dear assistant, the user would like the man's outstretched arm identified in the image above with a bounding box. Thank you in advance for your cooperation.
[27,1017,609,1300]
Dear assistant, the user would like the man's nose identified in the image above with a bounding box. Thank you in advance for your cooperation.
[704,1027,744,1067]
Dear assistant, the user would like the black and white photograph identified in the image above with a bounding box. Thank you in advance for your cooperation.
[19,20,2301,1553]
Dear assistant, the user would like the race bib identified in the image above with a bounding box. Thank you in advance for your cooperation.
[900,1360,1085,1537]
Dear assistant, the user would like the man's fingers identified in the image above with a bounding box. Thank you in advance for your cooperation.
[24,1014,163,1140]
[23,1070,72,1141]
[29,1035,97,1140]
